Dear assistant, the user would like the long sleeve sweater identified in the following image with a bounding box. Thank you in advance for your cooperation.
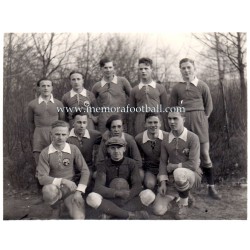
[94,157,143,200]
[170,80,213,116]
[37,143,90,188]
[158,129,202,182]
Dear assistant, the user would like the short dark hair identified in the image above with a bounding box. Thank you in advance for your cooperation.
[37,78,53,87]
[145,112,160,121]
[106,115,123,130]
[99,57,113,67]
[72,111,88,120]
[51,120,70,129]
[69,70,84,79]
[138,57,153,67]
[179,58,195,68]
[167,108,186,118]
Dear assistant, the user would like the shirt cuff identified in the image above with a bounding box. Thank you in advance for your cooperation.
[76,184,87,193]
[158,175,169,182]
[52,178,62,187]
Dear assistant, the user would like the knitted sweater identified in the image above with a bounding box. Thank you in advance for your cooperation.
[94,157,142,199]
[27,98,65,127]
[67,129,102,168]
[37,143,90,187]
[170,80,213,116]
[135,130,169,172]
[158,128,202,182]
[91,76,131,109]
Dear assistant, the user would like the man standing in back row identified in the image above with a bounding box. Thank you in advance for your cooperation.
[27,78,65,165]
[170,58,221,199]
[91,57,132,133]
[128,58,168,136]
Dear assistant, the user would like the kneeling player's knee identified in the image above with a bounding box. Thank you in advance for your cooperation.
[86,192,103,209]
[144,176,156,190]
[173,169,190,191]
[139,189,155,207]
[42,184,61,205]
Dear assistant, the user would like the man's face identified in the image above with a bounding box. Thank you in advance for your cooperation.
[145,116,161,134]
[39,80,53,97]
[70,73,84,91]
[110,120,123,137]
[138,63,153,81]
[51,126,69,147]
[168,112,185,132]
[180,61,195,82]
[102,62,115,79]
[73,115,88,135]
[107,145,125,161]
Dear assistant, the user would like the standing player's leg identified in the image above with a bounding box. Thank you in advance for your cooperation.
[201,142,221,199]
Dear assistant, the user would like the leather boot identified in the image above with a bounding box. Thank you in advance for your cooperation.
[208,186,222,200]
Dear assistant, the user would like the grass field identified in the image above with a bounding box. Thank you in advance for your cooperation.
[3,183,247,220]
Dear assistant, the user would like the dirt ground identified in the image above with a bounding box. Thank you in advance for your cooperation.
[3,183,247,220]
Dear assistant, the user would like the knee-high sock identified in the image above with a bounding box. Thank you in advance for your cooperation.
[178,190,189,206]
[202,164,214,185]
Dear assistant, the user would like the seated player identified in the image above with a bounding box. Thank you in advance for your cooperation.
[36,120,90,219]
[153,111,202,219]
[135,112,168,190]
[86,137,156,219]
[97,115,143,179]
[67,111,102,181]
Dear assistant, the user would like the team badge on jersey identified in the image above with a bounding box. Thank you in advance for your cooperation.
[63,158,70,166]
[84,100,90,107]
[182,148,190,156]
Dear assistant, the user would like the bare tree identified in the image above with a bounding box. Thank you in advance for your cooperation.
[31,33,80,78]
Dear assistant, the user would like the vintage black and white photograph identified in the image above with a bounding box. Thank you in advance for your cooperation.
[2,32,247,220]
[0,1,249,250]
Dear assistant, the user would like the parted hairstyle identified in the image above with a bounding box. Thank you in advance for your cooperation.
[99,57,114,67]
[51,120,70,129]
[37,78,53,87]
[69,70,84,79]
[179,58,195,68]
[72,110,89,120]
[145,112,160,121]
[138,57,153,67]
[167,108,186,118]
[106,114,123,130]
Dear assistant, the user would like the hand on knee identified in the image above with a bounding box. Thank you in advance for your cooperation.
[42,184,61,205]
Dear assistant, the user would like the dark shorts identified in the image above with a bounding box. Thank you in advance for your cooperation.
[184,111,209,143]
[33,127,51,152]
[143,163,159,176]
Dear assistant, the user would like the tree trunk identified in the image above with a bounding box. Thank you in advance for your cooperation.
[214,32,230,148]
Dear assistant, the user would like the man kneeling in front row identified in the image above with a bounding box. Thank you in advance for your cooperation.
[36,120,90,219]
[86,137,155,219]
[153,111,202,219]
